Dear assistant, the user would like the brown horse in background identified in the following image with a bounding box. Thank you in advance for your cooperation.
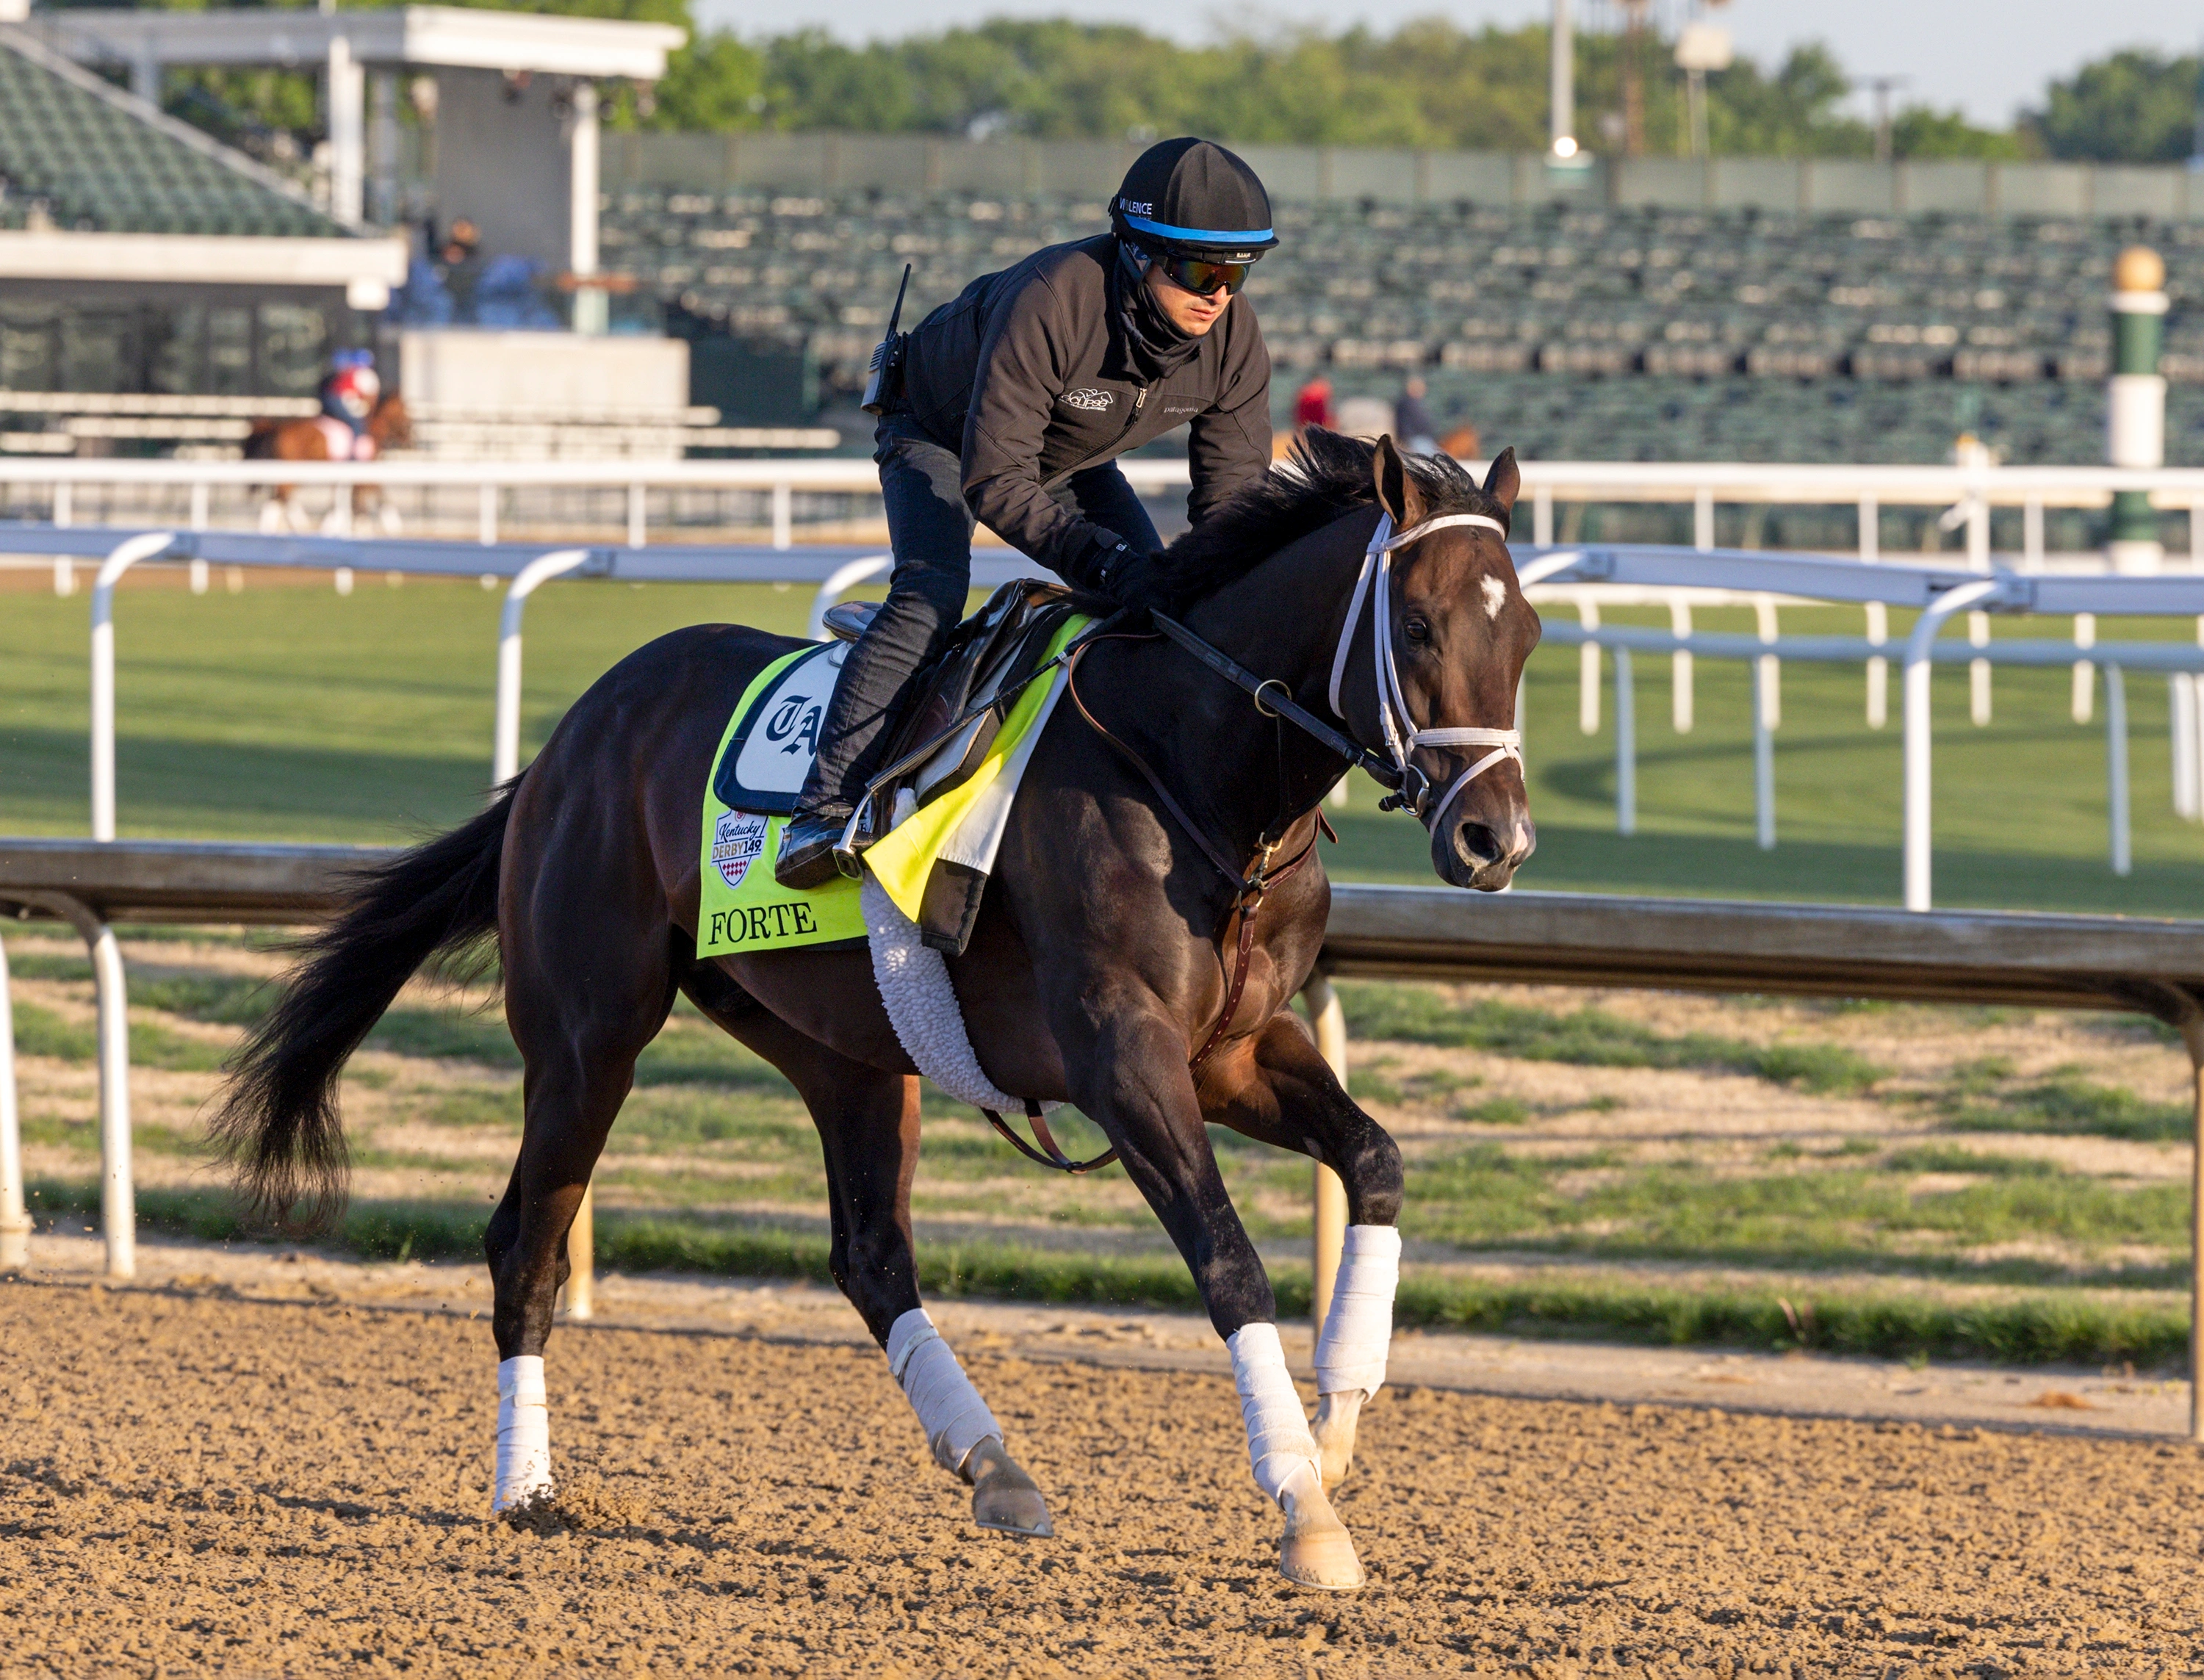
[245,393,413,534]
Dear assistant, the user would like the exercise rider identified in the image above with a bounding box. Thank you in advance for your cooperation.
[775,136,1281,887]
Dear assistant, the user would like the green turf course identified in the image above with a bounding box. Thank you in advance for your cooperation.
[2,572,2201,911]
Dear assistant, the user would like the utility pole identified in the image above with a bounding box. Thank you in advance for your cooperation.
[1549,0,1577,160]
[1620,0,1648,158]
[1673,3,1732,162]
[1861,76,1907,165]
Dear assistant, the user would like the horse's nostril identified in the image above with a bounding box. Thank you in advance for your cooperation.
[1455,821,1504,868]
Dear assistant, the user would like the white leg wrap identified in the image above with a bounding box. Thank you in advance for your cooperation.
[494,1355,552,1513]
[1226,1322,1321,1507]
[1314,1223,1402,1401]
[886,1308,1001,1474]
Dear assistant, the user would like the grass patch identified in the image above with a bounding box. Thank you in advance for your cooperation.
[1883,1145,2062,1178]
[27,1178,2187,1366]
[364,1007,519,1067]
[8,1000,228,1072]
[1339,982,1886,1095]
[1938,1061,2190,1142]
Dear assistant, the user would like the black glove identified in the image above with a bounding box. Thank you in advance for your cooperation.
[1090,537,1172,608]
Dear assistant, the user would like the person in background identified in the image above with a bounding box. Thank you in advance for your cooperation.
[1394,375,1438,456]
[434,217,484,322]
[317,350,381,457]
[1293,374,1335,435]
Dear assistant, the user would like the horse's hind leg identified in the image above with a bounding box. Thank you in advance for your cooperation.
[1203,1014,1405,1492]
[483,915,679,1512]
[691,979,1052,1538]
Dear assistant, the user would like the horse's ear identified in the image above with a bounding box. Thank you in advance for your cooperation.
[1482,447,1521,519]
[1372,433,1425,528]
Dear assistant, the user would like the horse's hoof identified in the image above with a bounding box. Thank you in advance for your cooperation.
[1313,1389,1364,1490]
[1279,1471,1365,1591]
[966,1438,1054,1538]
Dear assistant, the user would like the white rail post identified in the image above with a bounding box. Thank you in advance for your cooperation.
[1903,578,2000,912]
[627,483,646,549]
[478,482,499,547]
[1693,488,1714,553]
[0,931,27,1271]
[1614,644,1637,836]
[54,482,71,528]
[1577,598,1600,735]
[771,480,794,550]
[2172,674,2200,821]
[2106,665,2131,878]
[1857,494,1878,563]
[804,555,893,640]
[334,566,354,597]
[1752,595,1780,729]
[1865,600,1890,729]
[90,532,175,843]
[53,558,73,597]
[1300,975,1350,1341]
[2072,613,2097,725]
[2022,497,2045,572]
[189,481,209,534]
[1751,655,1775,851]
[26,893,134,1279]
[188,560,209,596]
[1533,488,1554,548]
[493,550,593,787]
[1969,611,1992,727]
[1668,597,1693,732]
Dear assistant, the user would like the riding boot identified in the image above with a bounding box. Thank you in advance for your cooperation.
[774,802,856,890]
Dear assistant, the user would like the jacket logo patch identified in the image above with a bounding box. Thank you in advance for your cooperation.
[1061,388,1113,412]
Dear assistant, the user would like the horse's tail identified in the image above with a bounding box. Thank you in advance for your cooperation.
[212,784,516,1227]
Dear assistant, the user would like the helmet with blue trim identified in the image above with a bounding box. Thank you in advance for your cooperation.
[1110,137,1278,264]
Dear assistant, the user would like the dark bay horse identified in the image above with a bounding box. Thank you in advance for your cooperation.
[244,392,413,533]
[214,430,1538,1590]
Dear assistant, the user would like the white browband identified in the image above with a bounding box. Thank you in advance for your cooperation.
[1325,509,1524,822]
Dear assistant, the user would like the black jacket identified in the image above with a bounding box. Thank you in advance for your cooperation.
[896,234,1272,585]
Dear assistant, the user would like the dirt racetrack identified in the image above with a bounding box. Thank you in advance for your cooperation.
[6,1277,2204,1678]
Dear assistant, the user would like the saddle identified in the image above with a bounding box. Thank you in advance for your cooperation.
[835,580,1090,849]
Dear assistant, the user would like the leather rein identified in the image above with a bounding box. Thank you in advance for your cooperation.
[1001,506,1521,1175]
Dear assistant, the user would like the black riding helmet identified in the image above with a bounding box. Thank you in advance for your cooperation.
[1110,137,1279,265]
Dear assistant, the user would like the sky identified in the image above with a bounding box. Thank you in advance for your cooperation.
[689,0,2201,129]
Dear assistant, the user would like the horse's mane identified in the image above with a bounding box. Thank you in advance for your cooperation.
[1152,427,1510,608]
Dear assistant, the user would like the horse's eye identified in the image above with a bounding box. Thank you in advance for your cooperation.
[1404,616,1432,645]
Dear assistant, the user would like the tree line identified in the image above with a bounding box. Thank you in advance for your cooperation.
[89,0,2204,167]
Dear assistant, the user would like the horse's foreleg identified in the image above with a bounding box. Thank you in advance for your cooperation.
[1070,1011,1363,1590]
[707,993,1052,1537]
[1203,1014,1405,1491]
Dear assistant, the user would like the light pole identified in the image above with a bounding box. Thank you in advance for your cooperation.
[1549,0,1577,161]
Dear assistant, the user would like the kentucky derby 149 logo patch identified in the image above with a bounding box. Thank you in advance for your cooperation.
[1061,387,1112,412]
[712,810,770,890]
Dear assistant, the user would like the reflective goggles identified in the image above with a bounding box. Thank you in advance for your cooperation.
[1153,253,1253,297]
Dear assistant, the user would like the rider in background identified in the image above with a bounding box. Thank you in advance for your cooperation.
[317,350,381,460]
[776,136,1281,887]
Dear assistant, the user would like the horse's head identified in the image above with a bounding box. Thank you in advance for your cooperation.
[1360,434,1540,891]
[370,392,413,450]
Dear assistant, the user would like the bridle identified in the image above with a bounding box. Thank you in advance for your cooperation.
[1034,501,1524,1175]
[1325,509,1524,824]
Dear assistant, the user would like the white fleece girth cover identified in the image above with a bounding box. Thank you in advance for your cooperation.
[862,874,1060,1117]
[1314,1224,1402,1400]
[887,1308,1002,1472]
[494,1355,552,1513]
[1226,1322,1321,1506]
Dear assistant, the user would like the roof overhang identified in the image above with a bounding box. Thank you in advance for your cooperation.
[0,231,409,305]
[31,7,685,79]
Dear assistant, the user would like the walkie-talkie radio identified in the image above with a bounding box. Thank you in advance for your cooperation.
[860,263,914,416]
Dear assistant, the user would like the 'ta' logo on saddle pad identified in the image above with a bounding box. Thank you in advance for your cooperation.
[714,641,848,814]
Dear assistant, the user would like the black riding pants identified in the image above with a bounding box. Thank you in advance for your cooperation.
[798,414,1162,815]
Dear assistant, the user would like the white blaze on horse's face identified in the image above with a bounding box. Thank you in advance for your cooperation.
[1481,575,1506,621]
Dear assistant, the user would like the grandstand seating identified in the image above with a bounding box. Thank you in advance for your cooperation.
[601,189,2203,465]
[0,36,337,239]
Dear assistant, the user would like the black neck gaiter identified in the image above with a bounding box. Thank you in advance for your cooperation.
[1112,240,1204,385]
